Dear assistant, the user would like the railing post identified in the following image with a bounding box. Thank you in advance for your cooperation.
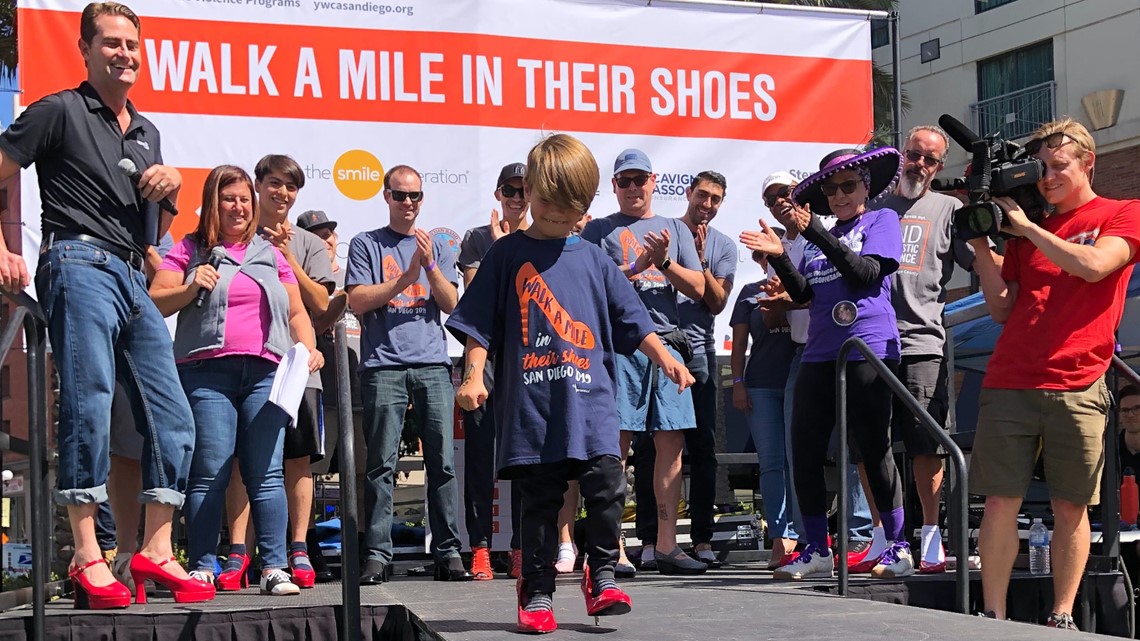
[24,314,48,641]
[335,321,361,641]
[836,344,851,598]
[837,337,970,614]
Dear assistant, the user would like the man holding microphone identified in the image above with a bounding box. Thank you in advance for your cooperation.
[0,2,208,607]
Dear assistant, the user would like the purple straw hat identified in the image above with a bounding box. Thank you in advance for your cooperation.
[792,147,902,216]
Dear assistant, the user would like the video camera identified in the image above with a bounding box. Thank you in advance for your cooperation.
[930,114,1049,241]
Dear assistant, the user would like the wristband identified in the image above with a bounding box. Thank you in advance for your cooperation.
[733,377,745,384]
[629,262,641,276]
[426,260,437,272]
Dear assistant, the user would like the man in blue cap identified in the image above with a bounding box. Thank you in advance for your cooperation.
[581,149,709,575]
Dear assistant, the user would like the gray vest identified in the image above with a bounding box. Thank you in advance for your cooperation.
[172,236,293,361]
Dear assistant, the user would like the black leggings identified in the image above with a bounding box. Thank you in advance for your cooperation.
[792,359,902,520]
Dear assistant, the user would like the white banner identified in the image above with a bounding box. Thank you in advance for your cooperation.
[18,0,874,354]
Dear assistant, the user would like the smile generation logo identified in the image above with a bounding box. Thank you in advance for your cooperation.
[333,149,385,200]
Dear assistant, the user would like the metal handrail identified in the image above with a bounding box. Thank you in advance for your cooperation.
[836,337,970,614]
[0,289,48,641]
[334,320,361,641]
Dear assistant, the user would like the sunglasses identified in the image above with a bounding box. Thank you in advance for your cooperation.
[1025,132,1071,155]
[904,149,944,168]
[1122,407,1140,416]
[500,184,525,199]
[615,174,651,189]
[821,180,861,197]
[763,187,791,207]
[388,189,423,203]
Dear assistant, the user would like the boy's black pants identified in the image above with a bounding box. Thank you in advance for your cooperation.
[513,455,624,596]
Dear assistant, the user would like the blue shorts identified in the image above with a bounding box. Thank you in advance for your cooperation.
[614,346,696,432]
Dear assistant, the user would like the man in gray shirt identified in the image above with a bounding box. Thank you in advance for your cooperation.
[456,163,529,579]
[879,126,977,574]
[634,171,736,569]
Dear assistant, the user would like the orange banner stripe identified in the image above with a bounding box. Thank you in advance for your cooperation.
[21,9,872,143]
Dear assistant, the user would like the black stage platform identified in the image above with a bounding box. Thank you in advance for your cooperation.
[0,565,1129,641]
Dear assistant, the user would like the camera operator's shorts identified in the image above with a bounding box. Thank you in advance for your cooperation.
[284,387,324,463]
[614,347,695,432]
[969,379,1110,505]
[892,355,950,457]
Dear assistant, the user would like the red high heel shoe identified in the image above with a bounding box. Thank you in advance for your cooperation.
[216,553,250,591]
[129,555,216,604]
[581,564,631,618]
[70,558,131,610]
[289,550,317,589]
[516,577,557,634]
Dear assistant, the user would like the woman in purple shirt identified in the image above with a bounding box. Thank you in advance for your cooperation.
[741,147,909,581]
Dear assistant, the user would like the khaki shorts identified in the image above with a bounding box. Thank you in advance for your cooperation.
[969,379,1110,505]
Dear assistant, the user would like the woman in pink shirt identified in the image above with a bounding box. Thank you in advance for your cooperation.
[150,165,323,596]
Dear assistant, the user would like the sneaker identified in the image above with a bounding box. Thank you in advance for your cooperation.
[470,547,493,581]
[508,548,522,579]
[260,569,301,596]
[188,570,214,586]
[555,543,577,574]
[870,542,914,578]
[773,544,833,580]
[1045,612,1079,631]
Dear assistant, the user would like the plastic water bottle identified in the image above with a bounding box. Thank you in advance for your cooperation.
[1029,518,1051,575]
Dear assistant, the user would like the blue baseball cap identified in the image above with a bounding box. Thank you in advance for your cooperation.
[613,148,652,175]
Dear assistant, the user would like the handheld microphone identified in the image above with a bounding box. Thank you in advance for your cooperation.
[194,246,228,309]
[937,114,983,151]
[118,158,179,216]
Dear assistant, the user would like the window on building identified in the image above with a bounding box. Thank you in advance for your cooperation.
[0,365,8,400]
[974,40,1055,139]
[975,0,1019,13]
[871,19,889,49]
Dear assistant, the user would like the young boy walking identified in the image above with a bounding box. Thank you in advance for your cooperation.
[448,134,693,634]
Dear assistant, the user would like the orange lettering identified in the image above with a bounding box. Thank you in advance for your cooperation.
[516,262,595,350]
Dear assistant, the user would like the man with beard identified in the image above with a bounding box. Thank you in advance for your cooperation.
[877,126,983,574]
[635,171,736,569]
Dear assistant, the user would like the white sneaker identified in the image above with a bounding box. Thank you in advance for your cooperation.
[773,545,834,580]
[260,568,301,595]
[870,542,914,578]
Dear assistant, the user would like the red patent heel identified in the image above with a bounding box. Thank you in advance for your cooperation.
[581,564,631,618]
[70,558,131,610]
[129,555,216,604]
[516,578,557,634]
[289,551,317,589]
[216,553,250,591]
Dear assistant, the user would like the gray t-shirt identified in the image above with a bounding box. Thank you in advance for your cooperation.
[346,226,459,369]
[581,213,701,333]
[457,224,496,273]
[881,191,976,356]
[259,224,334,389]
[678,224,738,353]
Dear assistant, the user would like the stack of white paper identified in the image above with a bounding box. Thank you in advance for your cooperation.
[269,342,312,427]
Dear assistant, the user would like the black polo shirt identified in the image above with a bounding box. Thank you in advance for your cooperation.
[0,81,163,255]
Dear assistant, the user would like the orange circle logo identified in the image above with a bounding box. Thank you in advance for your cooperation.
[333,150,385,201]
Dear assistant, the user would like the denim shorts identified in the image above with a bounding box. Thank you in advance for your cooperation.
[614,346,696,432]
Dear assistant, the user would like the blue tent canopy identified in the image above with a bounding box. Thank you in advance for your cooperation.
[946,269,1140,373]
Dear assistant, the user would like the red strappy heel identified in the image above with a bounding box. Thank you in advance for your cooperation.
[129,555,216,604]
[70,558,131,610]
[216,553,250,591]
